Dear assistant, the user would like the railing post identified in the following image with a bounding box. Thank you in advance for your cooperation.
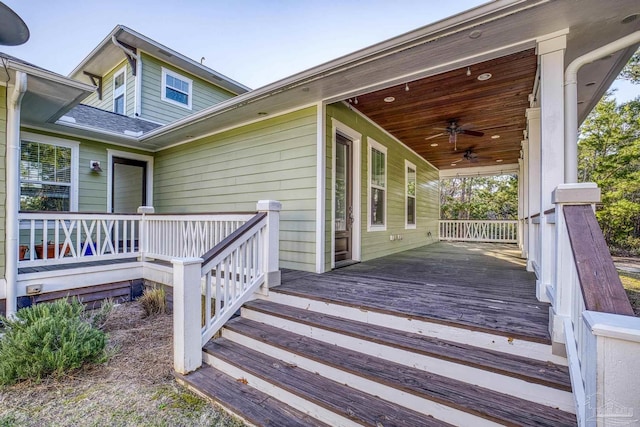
[172,257,203,374]
[137,206,154,261]
[550,183,600,355]
[257,200,281,292]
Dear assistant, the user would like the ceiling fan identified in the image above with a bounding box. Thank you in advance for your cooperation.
[451,149,479,164]
[425,120,484,150]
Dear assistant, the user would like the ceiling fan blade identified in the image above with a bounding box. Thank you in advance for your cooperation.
[424,133,445,140]
[451,158,465,164]
[460,129,484,137]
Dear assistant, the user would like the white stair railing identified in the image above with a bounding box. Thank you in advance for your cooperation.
[172,200,281,375]
[438,220,518,243]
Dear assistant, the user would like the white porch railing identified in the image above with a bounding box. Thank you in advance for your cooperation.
[547,184,640,426]
[438,220,518,243]
[172,200,281,375]
[17,211,254,268]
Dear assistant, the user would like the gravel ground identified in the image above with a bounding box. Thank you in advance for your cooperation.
[0,302,245,427]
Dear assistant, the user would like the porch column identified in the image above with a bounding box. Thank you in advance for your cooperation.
[517,158,525,255]
[525,108,540,275]
[537,33,567,303]
[257,200,281,290]
[520,139,529,259]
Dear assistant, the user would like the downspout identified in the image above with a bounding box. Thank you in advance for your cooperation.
[564,31,640,183]
[5,71,27,317]
[111,35,142,117]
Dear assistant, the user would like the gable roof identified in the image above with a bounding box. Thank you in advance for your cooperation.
[69,25,250,95]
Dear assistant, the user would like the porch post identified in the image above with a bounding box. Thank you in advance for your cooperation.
[520,139,529,259]
[517,158,525,255]
[525,108,540,274]
[172,257,203,374]
[537,33,567,303]
[550,183,600,355]
[257,200,281,291]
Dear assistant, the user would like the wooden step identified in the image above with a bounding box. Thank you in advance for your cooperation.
[262,290,567,364]
[223,317,577,427]
[204,338,454,427]
[175,365,329,427]
[243,299,571,391]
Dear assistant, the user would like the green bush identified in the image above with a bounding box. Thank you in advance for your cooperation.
[0,298,108,386]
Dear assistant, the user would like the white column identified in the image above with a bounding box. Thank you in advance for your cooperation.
[257,200,281,290]
[517,158,524,253]
[172,257,203,374]
[537,34,567,303]
[550,183,600,355]
[521,139,529,259]
[526,108,541,274]
[5,72,27,317]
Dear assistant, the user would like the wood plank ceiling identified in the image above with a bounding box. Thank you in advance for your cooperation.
[351,49,537,171]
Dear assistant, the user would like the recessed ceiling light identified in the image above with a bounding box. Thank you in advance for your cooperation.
[430,143,438,147]
[451,163,457,167]
[496,159,503,163]
[384,96,395,103]
[477,73,492,81]
[469,30,482,39]
[585,81,597,87]
[491,135,500,139]
[622,14,639,24]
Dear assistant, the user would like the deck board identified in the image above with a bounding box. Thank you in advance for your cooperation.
[277,242,550,342]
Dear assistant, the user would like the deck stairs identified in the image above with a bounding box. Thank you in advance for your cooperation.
[176,286,577,426]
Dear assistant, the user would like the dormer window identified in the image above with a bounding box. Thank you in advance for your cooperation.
[162,67,192,110]
[113,66,126,115]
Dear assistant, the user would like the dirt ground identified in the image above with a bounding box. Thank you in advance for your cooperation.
[0,302,245,427]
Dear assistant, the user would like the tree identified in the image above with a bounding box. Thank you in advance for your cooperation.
[440,174,518,220]
[578,93,640,254]
[620,50,640,84]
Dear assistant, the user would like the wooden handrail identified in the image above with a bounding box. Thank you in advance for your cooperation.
[544,208,556,215]
[200,212,267,266]
[564,204,634,315]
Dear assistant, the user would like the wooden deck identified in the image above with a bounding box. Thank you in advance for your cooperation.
[277,242,550,343]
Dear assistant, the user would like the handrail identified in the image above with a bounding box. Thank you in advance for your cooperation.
[564,204,634,315]
[439,219,518,243]
[201,212,267,268]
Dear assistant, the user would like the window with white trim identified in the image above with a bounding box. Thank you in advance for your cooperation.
[113,66,126,115]
[161,67,192,109]
[368,138,387,231]
[406,160,417,229]
[20,135,79,211]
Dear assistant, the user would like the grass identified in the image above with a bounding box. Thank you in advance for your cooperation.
[0,301,245,427]
[620,271,640,316]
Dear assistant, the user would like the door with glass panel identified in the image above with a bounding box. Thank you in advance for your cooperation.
[111,157,147,213]
[334,133,353,264]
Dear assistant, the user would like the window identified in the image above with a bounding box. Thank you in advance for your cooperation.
[368,138,387,231]
[113,66,126,115]
[161,67,192,109]
[406,160,417,229]
[20,134,79,211]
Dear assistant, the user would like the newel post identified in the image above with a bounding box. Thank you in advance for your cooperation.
[257,200,282,291]
[137,206,154,261]
[172,257,203,374]
[550,183,600,355]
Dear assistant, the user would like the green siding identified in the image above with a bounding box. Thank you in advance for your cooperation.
[154,107,318,271]
[0,87,7,278]
[326,103,439,269]
[82,60,133,115]
[140,53,236,124]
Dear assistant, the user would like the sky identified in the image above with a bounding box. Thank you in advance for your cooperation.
[2,0,638,102]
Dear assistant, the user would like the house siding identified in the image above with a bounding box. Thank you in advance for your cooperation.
[325,102,439,269]
[140,53,236,124]
[153,107,318,272]
[82,60,133,115]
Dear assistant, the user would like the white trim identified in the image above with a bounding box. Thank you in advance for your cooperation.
[315,102,326,273]
[0,279,6,299]
[161,67,193,110]
[112,65,126,114]
[20,131,80,212]
[23,125,153,152]
[405,159,417,230]
[330,119,362,269]
[367,137,387,232]
[439,163,520,179]
[107,149,154,212]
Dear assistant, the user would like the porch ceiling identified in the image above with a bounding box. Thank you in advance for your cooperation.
[350,49,537,171]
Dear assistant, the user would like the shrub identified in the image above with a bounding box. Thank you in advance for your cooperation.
[139,286,167,317]
[0,298,108,386]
